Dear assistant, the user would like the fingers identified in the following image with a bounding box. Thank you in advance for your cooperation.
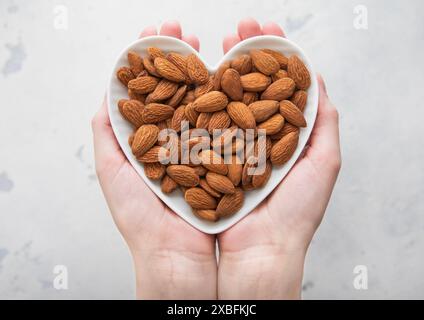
[92,99,123,169]
[305,75,341,168]
[182,35,200,51]
[262,21,285,37]
[223,19,286,53]
[237,17,262,40]
[139,26,157,38]
[159,20,182,38]
[223,34,241,53]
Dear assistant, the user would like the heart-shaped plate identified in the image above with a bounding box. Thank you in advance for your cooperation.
[107,35,318,234]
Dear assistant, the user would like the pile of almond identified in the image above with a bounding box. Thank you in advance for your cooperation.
[116,46,310,222]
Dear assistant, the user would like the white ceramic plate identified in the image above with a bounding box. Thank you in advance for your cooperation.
[107,35,318,234]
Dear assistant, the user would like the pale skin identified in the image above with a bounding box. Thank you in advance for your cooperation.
[92,18,341,299]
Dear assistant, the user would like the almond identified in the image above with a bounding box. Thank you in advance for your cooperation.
[186,54,209,85]
[271,69,288,82]
[250,49,280,75]
[185,103,200,126]
[221,68,243,101]
[166,165,200,187]
[154,57,186,82]
[120,100,145,128]
[196,112,212,129]
[287,55,311,90]
[208,110,231,134]
[166,52,189,82]
[166,85,187,108]
[137,146,170,163]
[161,175,178,193]
[193,209,218,222]
[185,187,217,209]
[193,91,228,112]
[248,100,279,122]
[144,162,166,180]
[261,49,288,69]
[117,67,135,86]
[206,172,235,194]
[270,131,299,166]
[242,92,258,105]
[241,157,256,186]
[216,188,244,217]
[170,105,187,132]
[131,124,159,157]
[193,166,208,177]
[200,150,228,175]
[227,102,256,130]
[257,114,285,135]
[213,61,231,90]
[194,76,214,98]
[199,179,221,198]
[147,47,165,60]
[182,90,196,104]
[128,89,146,103]
[290,90,308,112]
[270,123,299,140]
[261,78,296,101]
[252,160,272,188]
[118,99,129,111]
[128,51,144,76]
[128,76,159,94]
[147,79,178,102]
[240,73,271,92]
[231,54,252,75]
[279,100,306,127]
[142,103,175,123]
[227,155,243,186]
[143,57,160,77]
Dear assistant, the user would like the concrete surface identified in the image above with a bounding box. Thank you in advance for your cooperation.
[0,0,423,299]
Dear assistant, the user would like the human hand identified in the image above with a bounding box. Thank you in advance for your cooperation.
[217,18,341,299]
[92,21,217,300]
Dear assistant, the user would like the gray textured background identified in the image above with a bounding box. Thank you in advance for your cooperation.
[1,0,423,299]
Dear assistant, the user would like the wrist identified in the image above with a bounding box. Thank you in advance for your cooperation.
[218,245,306,300]
[131,247,217,300]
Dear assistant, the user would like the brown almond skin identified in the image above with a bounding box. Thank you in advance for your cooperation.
[120,100,145,128]
[166,52,189,82]
[144,162,166,180]
[143,57,160,77]
[193,209,219,222]
[166,85,187,107]
[154,57,186,82]
[213,61,231,91]
[128,51,144,76]
[231,54,252,75]
[216,188,244,217]
[200,150,228,175]
[287,55,311,90]
[270,123,300,140]
[242,92,258,105]
[279,100,307,127]
[141,103,175,123]
[227,155,243,186]
[166,165,200,187]
[147,47,165,60]
[117,66,135,86]
[147,79,178,102]
[252,160,272,188]
[193,166,208,177]
[208,110,231,134]
[185,187,217,209]
[248,100,279,122]
[271,69,289,82]
[170,105,187,132]
[261,49,288,69]
[161,175,178,193]
[227,102,256,130]
[270,131,299,166]
[187,54,209,84]
[137,146,169,163]
[206,172,235,194]
[240,73,271,92]
[128,76,159,94]
[193,91,229,113]
[250,49,280,75]
[185,102,200,126]
[194,76,214,98]
[257,114,285,135]
[196,112,212,129]
[261,78,296,101]
[131,124,159,157]
[199,179,221,198]
[221,68,243,101]
[290,90,308,112]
